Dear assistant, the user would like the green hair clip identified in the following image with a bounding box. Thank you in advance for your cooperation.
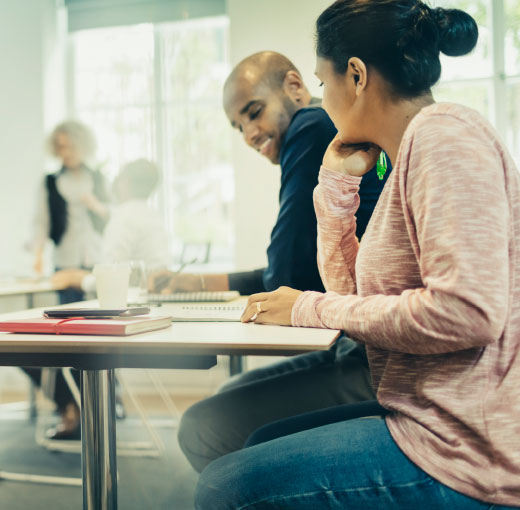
[376,151,387,180]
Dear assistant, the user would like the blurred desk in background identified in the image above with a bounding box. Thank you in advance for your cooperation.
[0,278,63,309]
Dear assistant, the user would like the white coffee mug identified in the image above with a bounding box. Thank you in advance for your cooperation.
[93,263,130,308]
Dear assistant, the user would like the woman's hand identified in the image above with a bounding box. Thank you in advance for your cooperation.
[241,286,303,326]
[81,192,109,220]
[323,135,380,177]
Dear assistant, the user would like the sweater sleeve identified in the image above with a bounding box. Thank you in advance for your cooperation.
[293,115,509,355]
[313,167,361,294]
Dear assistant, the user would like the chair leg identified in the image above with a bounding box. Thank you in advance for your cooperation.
[0,470,81,487]
[36,368,164,458]
[145,369,180,422]
[116,370,164,457]
[62,367,81,408]
[4,369,81,487]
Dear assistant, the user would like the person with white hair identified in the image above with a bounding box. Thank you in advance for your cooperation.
[24,120,110,440]
[32,120,109,304]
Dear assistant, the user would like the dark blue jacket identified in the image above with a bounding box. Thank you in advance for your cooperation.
[228,102,391,294]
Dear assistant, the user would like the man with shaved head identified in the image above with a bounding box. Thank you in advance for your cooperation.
[167,51,391,473]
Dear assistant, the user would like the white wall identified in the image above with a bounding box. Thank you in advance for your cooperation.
[0,0,66,392]
[227,0,332,270]
[0,0,66,277]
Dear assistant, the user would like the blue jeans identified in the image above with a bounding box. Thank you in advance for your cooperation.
[244,400,387,447]
[196,417,515,510]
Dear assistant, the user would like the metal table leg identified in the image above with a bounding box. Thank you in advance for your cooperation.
[228,355,244,376]
[28,380,38,422]
[81,369,118,510]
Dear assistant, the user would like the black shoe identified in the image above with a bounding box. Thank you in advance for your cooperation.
[45,423,81,440]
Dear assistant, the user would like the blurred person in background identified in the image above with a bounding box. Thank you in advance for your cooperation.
[53,158,169,293]
[32,120,109,304]
[24,120,110,439]
[39,159,169,439]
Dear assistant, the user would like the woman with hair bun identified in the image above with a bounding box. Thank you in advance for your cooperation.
[196,1,520,509]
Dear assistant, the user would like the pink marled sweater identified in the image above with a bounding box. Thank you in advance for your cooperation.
[292,103,520,506]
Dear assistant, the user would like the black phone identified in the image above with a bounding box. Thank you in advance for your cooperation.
[43,307,150,319]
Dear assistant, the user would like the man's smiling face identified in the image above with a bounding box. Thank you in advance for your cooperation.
[223,70,297,165]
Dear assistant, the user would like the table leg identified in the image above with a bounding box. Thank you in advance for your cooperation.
[228,355,244,376]
[28,380,38,422]
[81,369,118,510]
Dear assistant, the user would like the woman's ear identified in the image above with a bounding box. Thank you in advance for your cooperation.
[348,57,368,96]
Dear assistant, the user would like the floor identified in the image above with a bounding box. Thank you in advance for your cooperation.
[0,394,203,510]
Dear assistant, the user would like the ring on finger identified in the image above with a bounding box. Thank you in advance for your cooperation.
[256,301,263,314]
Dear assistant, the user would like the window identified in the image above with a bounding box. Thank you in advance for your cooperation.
[432,0,520,165]
[69,16,233,268]
[505,0,520,165]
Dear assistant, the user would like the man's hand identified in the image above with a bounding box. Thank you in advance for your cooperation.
[52,269,89,290]
[148,270,203,293]
[241,286,303,326]
[323,135,380,177]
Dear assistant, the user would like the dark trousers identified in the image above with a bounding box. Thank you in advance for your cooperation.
[22,273,84,411]
[178,336,376,473]
[23,367,80,412]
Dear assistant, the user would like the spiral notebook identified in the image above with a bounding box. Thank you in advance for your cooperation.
[147,290,240,303]
[169,303,245,322]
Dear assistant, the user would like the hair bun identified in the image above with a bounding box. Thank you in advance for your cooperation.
[433,7,478,57]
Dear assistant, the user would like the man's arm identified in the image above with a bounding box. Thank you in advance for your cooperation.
[228,268,266,295]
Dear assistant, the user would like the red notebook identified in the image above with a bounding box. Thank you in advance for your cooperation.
[0,316,172,336]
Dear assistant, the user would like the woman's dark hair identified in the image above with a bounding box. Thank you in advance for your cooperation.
[316,0,478,97]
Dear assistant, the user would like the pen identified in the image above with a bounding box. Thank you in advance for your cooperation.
[152,257,198,292]
[174,257,198,275]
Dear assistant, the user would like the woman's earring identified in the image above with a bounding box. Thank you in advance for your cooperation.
[376,151,387,180]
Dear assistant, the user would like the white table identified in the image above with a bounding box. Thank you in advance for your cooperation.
[0,279,63,308]
[0,303,340,510]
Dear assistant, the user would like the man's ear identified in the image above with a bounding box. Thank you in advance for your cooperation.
[282,70,305,104]
[348,57,368,97]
